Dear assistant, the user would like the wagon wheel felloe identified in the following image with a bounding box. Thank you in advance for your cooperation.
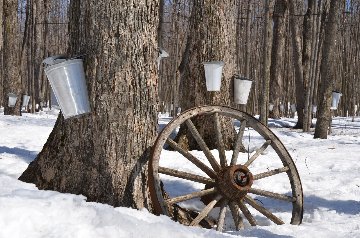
[149,105,303,232]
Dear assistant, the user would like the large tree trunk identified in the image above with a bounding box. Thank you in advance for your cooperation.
[20,0,159,209]
[176,0,238,150]
[314,0,342,139]
[269,0,288,119]
[3,0,22,115]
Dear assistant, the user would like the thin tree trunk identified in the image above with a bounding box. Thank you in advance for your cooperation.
[0,0,3,107]
[244,0,252,77]
[3,0,22,115]
[302,0,316,131]
[314,0,342,139]
[259,0,272,125]
[289,0,304,129]
[269,0,288,119]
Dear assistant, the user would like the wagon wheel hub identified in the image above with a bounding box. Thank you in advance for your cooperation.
[149,106,304,231]
[217,165,254,201]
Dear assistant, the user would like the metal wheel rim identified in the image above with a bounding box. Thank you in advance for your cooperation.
[149,105,303,231]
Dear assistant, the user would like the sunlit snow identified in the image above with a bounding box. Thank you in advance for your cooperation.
[0,108,359,238]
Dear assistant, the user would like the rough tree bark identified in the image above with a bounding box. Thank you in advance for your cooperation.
[259,0,272,125]
[269,0,288,119]
[3,0,22,115]
[302,0,316,131]
[314,0,342,139]
[20,0,159,209]
[289,0,305,129]
[33,0,47,108]
[0,0,3,106]
[176,0,238,150]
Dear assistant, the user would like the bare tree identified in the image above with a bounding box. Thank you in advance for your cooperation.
[314,0,342,139]
[175,0,238,150]
[3,0,22,115]
[269,0,288,119]
[259,0,272,125]
[302,0,316,131]
[20,0,159,209]
[0,0,3,107]
[289,0,305,129]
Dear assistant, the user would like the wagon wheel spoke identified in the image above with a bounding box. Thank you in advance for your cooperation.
[216,199,228,232]
[249,188,295,202]
[158,166,216,185]
[237,200,257,226]
[189,194,222,226]
[165,187,217,205]
[229,201,245,230]
[149,106,304,232]
[185,119,221,172]
[231,120,247,165]
[166,138,217,178]
[253,166,290,180]
[244,195,284,225]
[244,140,272,167]
[214,112,227,167]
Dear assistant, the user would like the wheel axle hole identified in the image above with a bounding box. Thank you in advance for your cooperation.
[234,170,250,187]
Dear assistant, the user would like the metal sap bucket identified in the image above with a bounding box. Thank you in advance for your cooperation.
[234,76,253,104]
[22,95,31,107]
[44,57,90,119]
[331,91,342,110]
[269,103,274,111]
[203,61,224,91]
[291,104,296,113]
[8,93,18,107]
[312,105,317,113]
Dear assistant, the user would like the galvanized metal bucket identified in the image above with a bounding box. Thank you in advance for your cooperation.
[291,104,296,113]
[203,61,224,91]
[22,95,31,107]
[312,105,317,113]
[44,58,90,119]
[233,76,253,104]
[331,91,342,110]
[8,93,17,107]
[269,103,274,111]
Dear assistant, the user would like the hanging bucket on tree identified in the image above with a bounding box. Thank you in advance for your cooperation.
[22,95,31,107]
[312,105,317,113]
[291,104,296,113]
[269,103,274,111]
[330,91,342,110]
[202,61,224,91]
[8,93,18,107]
[233,76,253,104]
[43,56,90,119]
[279,103,285,112]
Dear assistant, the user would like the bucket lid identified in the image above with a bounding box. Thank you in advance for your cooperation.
[43,55,67,66]
[8,93,17,97]
[234,75,253,81]
[202,61,225,66]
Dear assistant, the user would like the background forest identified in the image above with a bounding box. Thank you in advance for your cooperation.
[1,0,359,133]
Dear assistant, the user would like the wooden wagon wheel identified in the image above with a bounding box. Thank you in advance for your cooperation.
[149,105,303,232]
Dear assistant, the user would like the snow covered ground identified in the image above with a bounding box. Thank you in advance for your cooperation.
[0,109,360,238]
